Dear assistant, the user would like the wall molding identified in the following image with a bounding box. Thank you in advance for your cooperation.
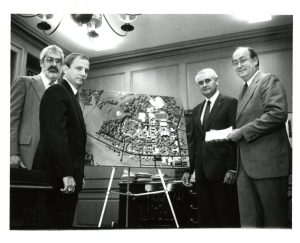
[11,15,71,56]
[90,24,292,68]
[11,43,25,80]
[11,17,50,51]
[11,14,292,70]
[88,71,125,80]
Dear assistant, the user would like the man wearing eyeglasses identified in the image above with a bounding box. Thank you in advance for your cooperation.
[182,68,240,227]
[227,47,291,227]
[10,45,64,169]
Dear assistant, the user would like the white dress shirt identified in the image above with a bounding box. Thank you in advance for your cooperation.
[200,90,220,125]
[245,70,260,87]
[40,72,58,89]
[64,78,78,95]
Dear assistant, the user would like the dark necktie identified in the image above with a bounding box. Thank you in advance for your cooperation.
[202,100,211,131]
[241,82,248,99]
[75,92,79,103]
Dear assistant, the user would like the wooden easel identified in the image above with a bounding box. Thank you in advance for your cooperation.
[98,166,179,228]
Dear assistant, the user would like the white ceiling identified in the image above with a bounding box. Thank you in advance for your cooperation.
[12,14,293,59]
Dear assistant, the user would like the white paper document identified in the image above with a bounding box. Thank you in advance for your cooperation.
[205,126,233,142]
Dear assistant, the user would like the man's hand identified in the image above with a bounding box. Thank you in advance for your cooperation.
[182,172,192,187]
[60,176,76,194]
[223,170,237,185]
[10,155,27,169]
[226,128,243,142]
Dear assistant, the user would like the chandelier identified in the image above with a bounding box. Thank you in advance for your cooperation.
[18,14,139,39]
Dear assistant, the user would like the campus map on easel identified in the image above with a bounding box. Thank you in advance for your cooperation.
[79,89,189,168]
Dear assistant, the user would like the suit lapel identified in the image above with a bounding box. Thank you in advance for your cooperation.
[73,92,87,142]
[31,75,45,100]
[61,80,87,139]
[236,71,261,122]
[196,102,205,135]
[205,94,224,131]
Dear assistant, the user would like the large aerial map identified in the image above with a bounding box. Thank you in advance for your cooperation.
[79,89,189,168]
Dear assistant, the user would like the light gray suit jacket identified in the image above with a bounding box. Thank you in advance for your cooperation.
[236,71,291,179]
[10,75,45,169]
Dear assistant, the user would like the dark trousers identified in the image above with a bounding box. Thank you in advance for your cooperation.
[36,190,78,229]
[196,179,240,228]
[237,162,289,228]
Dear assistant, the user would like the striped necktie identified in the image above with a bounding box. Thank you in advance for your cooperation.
[48,80,55,87]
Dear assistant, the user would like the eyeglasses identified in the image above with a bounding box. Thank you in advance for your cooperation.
[44,56,62,65]
[232,57,250,67]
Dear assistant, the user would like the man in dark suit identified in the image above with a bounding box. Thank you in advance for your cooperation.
[182,68,240,227]
[10,45,64,169]
[33,53,89,228]
[227,47,291,228]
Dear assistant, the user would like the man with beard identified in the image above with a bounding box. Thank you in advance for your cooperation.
[10,45,64,169]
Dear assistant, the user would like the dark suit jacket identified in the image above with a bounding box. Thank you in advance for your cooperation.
[236,71,291,179]
[33,79,87,193]
[189,94,237,182]
[10,75,45,169]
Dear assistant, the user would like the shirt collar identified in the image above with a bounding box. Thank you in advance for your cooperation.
[40,72,57,88]
[64,78,78,95]
[246,70,260,87]
[205,89,219,104]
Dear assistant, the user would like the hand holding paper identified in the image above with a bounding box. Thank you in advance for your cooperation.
[226,128,243,142]
[205,126,233,142]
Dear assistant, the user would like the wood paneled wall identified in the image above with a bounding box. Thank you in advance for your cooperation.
[78,26,293,227]
[86,27,292,112]
[11,22,293,228]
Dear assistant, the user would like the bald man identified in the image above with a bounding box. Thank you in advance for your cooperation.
[227,47,291,228]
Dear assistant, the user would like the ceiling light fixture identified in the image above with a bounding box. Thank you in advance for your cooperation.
[18,14,139,39]
[86,14,102,39]
[36,14,54,31]
[119,14,138,32]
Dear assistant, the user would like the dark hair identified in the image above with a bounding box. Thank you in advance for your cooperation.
[64,53,89,67]
[235,46,259,68]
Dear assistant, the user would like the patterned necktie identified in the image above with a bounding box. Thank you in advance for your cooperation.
[202,100,211,131]
[48,80,55,87]
[241,82,248,99]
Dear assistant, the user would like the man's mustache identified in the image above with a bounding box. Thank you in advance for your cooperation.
[48,66,59,72]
